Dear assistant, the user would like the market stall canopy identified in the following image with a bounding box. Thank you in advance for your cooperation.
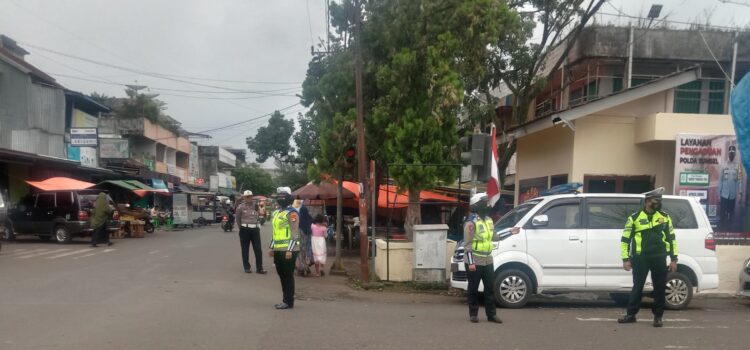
[292,182,356,200]
[26,177,95,191]
[340,181,458,209]
[97,180,160,198]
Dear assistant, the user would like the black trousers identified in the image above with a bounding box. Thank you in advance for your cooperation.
[90,225,108,245]
[627,255,667,318]
[274,251,298,306]
[239,227,263,270]
[466,263,497,318]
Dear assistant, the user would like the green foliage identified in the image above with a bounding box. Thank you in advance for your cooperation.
[232,164,275,196]
[246,111,295,163]
[119,88,164,122]
[292,112,319,166]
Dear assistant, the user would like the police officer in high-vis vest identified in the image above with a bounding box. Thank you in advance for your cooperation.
[464,193,502,324]
[267,187,300,310]
[618,187,678,328]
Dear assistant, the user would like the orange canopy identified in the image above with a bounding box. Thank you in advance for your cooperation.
[339,181,458,209]
[26,177,95,191]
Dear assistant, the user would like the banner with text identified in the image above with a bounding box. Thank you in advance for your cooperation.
[674,134,747,234]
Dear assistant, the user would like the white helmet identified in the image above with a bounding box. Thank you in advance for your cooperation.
[243,190,253,197]
[470,192,488,206]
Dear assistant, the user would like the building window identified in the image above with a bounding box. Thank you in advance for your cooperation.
[673,79,725,114]
[584,175,653,194]
[550,174,568,187]
[674,81,702,113]
[612,77,623,93]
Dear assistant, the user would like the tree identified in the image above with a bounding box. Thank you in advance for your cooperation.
[273,161,310,191]
[292,112,320,166]
[246,111,295,163]
[119,88,164,122]
[232,164,275,196]
[365,0,513,238]
[488,0,606,182]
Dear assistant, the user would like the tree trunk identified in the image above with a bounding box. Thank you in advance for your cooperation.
[404,189,421,241]
[332,172,345,272]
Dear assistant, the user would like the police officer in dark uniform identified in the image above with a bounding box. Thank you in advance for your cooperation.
[464,193,502,324]
[618,187,678,328]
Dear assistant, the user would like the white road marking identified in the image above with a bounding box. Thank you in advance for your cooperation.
[8,248,46,256]
[148,250,160,254]
[664,326,706,329]
[9,248,29,253]
[103,249,116,253]
[44,249,95,259]
[576,317,691,322]
[15,248,70,259]
[73,253,99,260]
[665,346,690,349]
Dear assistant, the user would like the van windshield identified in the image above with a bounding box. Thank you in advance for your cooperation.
[495,199,542,230]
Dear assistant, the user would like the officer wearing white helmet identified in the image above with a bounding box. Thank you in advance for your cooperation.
[236,190,266,274]
[464,192,502,324]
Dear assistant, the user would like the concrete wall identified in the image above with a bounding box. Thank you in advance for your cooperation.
[515,125,574,203]
[374,239,457,282]
[636,113,736,143]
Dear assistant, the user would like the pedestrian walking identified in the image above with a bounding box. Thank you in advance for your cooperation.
[236,190,266,274]
[89,192,113,248]
[311,214,328,277]
[618,187,678,328]
[268,187,299,310]
[464,192,502,324]
[295,201,314,276]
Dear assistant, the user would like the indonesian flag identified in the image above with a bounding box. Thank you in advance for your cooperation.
[487,124,501,207]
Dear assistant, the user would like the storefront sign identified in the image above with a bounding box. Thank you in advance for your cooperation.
[189,143,199,185]
[67,145,98,168]
[70,128,98,146]
[674,134,747,233]
[144,159,156,171]
[99,138,129,158]
[72,109,98,128]
[679,172,710,186]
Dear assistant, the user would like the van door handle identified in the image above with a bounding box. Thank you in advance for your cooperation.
[568,236,580,241]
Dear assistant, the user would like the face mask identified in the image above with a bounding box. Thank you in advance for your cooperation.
[651,200,662,212]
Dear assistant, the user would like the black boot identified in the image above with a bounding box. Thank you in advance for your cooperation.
[469,315,478,323]
[617,315,637,324]
[488,316,503,324]
[653,317,663,328]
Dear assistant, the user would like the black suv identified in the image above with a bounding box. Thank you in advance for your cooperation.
[4,190,119,243]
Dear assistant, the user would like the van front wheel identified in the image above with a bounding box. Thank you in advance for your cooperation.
[494,269,532,308]
[664,272,693,310]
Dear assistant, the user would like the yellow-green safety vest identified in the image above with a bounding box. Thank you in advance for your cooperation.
[272,208,298,249]
[471,216,495,257]
[620,210,678,260]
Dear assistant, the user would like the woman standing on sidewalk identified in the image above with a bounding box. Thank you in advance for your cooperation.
[310,214,328,277]
[295,201,314,276]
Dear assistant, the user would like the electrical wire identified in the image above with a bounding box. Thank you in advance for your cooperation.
[698,30,736,87]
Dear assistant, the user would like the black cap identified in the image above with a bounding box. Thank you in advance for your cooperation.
[644,187,665,200]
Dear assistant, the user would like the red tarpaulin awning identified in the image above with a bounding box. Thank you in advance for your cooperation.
[339,181,458,209]
[26,177,95,191]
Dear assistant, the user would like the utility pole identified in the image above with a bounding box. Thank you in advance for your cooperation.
[354,0,370,283]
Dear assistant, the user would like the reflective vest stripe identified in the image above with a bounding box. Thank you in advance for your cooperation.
[472,217,494,257]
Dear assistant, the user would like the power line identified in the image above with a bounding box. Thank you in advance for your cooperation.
[190,102,301,135]
[597,11,745,31]
[306,0,315,47]
[21,43,303,92]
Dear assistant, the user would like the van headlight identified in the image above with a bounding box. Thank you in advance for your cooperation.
[745,259,750,274]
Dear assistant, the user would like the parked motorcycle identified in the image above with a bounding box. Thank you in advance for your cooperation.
[221,214,234,232]
[144,214,155,234]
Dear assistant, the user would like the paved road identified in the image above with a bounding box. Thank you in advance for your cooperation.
[1,225,749,350]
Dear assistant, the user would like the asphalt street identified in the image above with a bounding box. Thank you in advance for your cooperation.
[1,225,748,350]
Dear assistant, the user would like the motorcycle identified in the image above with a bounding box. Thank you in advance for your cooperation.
[144,214,155,234]
[221,214,234,232]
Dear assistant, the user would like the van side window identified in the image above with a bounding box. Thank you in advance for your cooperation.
[662,198,698,229]
[587,198,642,229]
[540,199,582,229]
[56,191,74,208]
[36,193,55,208]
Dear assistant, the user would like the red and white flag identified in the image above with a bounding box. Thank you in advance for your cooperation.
[487,124,501,207]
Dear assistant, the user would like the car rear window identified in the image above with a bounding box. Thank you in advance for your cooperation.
[56,191,74,208]
[586,198,642,229]
[662,198,698,229]
[79,194,98,210]
[36,193,55,208]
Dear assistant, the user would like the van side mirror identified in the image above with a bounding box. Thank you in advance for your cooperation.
[531,215,549,227]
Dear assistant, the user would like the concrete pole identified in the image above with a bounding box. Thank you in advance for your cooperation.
[729,32,738,114]
[627,26,634,89]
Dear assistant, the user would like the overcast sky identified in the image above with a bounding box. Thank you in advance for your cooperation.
[1,0,748,164]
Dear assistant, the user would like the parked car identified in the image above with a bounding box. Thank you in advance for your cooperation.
[740,257,750,298]
[4,190,119,243]
[0,189,7,251]
[450,193,719,310]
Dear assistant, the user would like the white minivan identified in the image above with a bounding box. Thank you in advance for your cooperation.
[450,193,719,309]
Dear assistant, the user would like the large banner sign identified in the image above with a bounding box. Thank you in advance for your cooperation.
[674,134,747,233]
